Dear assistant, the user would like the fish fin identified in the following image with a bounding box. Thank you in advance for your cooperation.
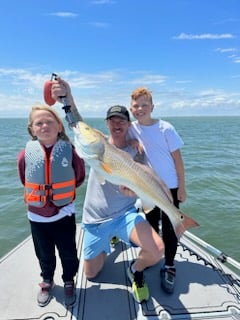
[175,211,199,239]
[100,162,113,174]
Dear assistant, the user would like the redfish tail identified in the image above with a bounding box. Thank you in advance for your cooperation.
[175,211,199,239]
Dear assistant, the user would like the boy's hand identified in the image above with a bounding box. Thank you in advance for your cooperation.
[177,186,186,203]
[128,139,144,154]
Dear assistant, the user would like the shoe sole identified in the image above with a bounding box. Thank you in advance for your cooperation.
[38,294,52,307]
[37,282,55,307]
[64,295,76,308]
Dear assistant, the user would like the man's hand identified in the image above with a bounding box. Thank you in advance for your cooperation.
[50,77,83,122]
[51,77,74,105]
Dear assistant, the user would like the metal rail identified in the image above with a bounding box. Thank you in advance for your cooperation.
[184,231,240,271]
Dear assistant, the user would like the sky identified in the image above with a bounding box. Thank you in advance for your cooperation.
[0,0,240,118]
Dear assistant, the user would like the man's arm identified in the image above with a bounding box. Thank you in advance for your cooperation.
[51,77,83,122]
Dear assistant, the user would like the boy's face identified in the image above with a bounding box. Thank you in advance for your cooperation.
[130,95,153,124]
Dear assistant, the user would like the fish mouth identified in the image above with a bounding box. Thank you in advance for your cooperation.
[75,133,100,147]
[73,127,105,159]
[73,126,96,144]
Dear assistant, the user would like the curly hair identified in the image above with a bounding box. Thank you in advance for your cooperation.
[131,87,153,104]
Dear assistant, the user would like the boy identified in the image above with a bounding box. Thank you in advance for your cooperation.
[128,87,187,294]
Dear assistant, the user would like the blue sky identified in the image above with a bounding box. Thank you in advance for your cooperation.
[0,0,240,118]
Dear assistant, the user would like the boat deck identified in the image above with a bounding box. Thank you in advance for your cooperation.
[0,224,239,320]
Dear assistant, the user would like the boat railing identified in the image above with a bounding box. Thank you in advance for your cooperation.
[184,231,240,272]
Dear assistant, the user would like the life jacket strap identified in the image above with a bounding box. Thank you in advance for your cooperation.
[25,181,51,190]
[52,179,75,189]
[52,190,75,201]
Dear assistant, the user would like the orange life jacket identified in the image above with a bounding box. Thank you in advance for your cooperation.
[24,140,76,207]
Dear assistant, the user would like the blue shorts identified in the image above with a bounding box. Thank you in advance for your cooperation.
[82,208,145,260]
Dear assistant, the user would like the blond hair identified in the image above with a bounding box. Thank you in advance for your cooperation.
[27,104,70,142]
[131,87,153,104]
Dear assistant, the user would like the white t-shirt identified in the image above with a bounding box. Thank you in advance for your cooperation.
[128,119,183,189]
[27,203,75,222]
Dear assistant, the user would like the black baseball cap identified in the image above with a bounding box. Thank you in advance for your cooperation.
[106,105,130,121]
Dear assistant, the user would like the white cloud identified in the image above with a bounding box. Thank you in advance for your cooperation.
[91,0,115,4]
[48,12,78,18]
[89,21,109,28]
[173,33,235,40]
[127,74,167,86]
[0,68,240,117]
[215,48,237,53]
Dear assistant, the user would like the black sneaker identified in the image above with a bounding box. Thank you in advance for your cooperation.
[160,266,176,294]
[37,280,54,307]
[64,281,76,307]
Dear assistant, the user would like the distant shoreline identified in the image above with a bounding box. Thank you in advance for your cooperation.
[1,115,240,120]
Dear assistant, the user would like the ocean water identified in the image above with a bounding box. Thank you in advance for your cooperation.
[0,117,239,262]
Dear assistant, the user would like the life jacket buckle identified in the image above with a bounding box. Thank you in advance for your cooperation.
[40,184,52,190]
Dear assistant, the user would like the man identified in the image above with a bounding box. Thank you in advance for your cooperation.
[51,79,165,304]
